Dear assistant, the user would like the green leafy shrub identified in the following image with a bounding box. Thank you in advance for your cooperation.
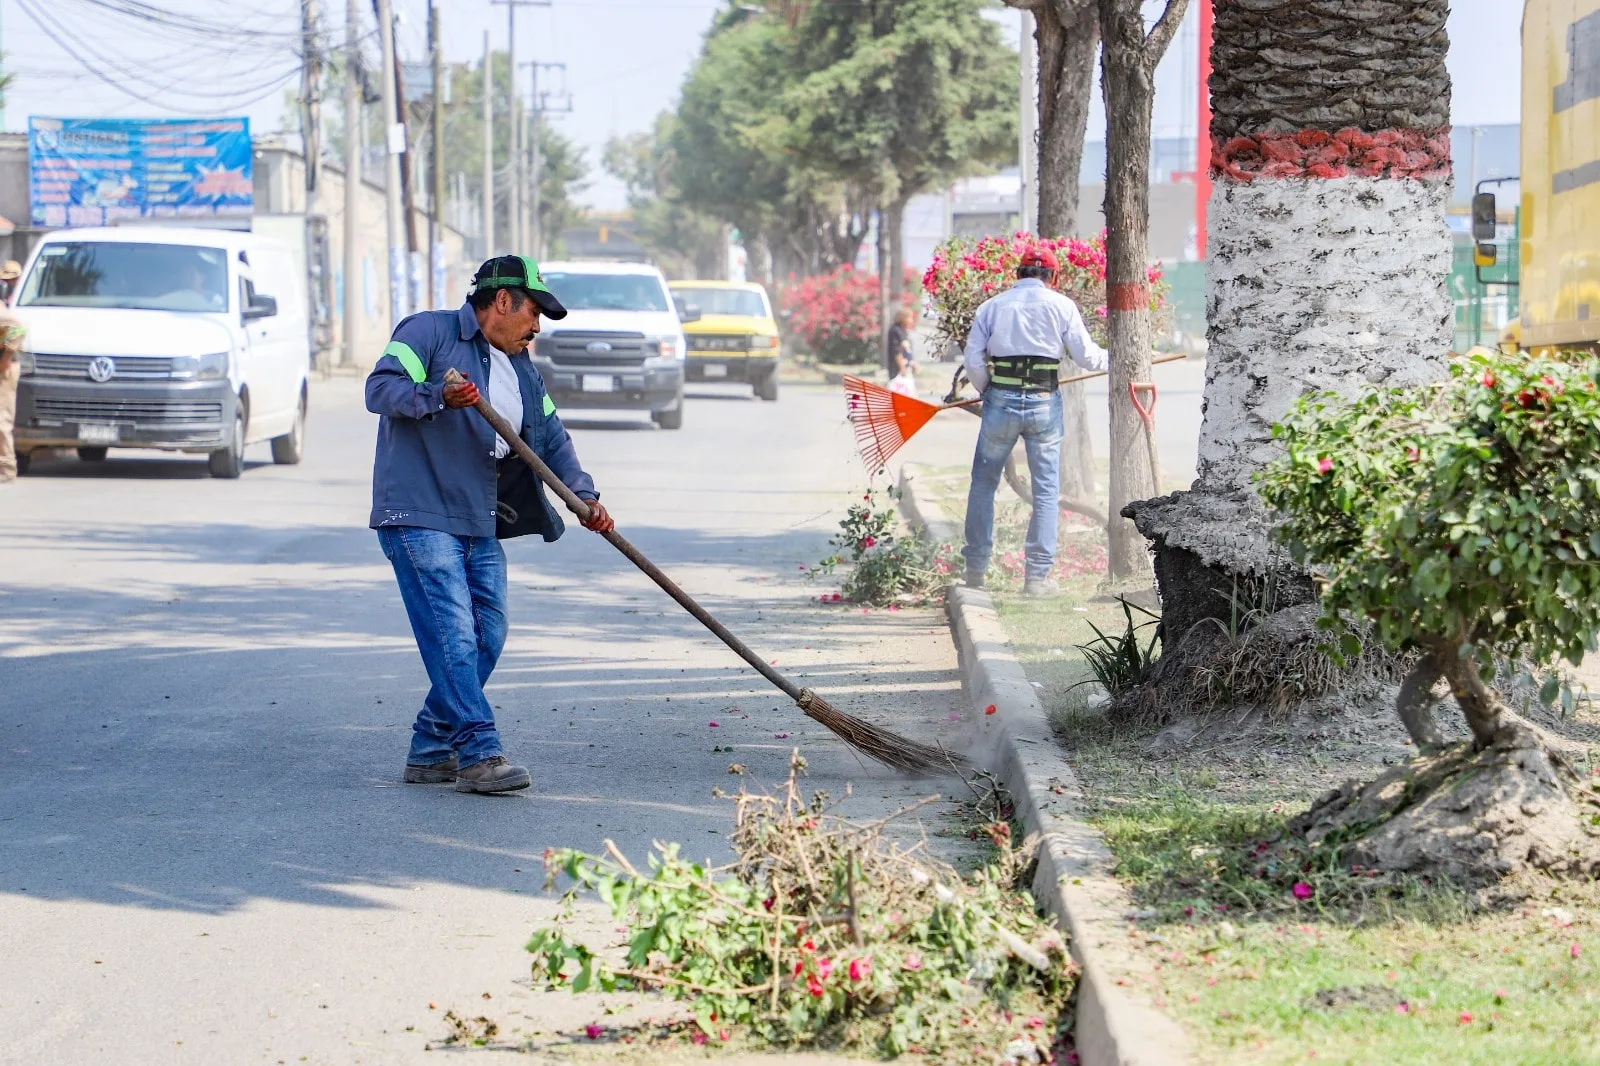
[1258,352,1600,746]
[811,487,958,606]
[526,761,1075,1062]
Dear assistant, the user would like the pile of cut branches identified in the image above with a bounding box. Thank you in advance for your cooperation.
[528,755,1075,1063]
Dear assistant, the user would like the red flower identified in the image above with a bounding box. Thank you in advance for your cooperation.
[1316,458,1334,475]
[691,1031,709,1045]
[1481,370,1496,387]
[816,957,834,981]
[1292,881,1313,899]
[806,974,825,997]
[585,1025,604,1039]
[902,954,923,971]
[848,957,870,982]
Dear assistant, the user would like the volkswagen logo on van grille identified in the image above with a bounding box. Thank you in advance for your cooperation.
[585,341,613,355]
[86,357,117,383]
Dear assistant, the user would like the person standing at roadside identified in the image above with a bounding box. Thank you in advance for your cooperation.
[366,255,615,794]
[0,307,25,483]
[886,306,917,379]
[960,247,1105,596]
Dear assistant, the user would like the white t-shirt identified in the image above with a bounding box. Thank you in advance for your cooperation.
[486,347,524,459]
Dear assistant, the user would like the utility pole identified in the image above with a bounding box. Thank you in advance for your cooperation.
[429,0,445,308]
[1018,8,1038,233]
[481,30,494,257]
[302,0,324,220]
[491,0,550,252]
[522,60,568,260]
[343,0,362,364]
[374,0,405,327]
[390,20,420,313]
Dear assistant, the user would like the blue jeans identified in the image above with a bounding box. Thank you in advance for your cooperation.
[377,527,508,769]
[963,389,1063,581]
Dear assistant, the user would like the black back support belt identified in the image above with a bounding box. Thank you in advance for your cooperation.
[988,355,1060,391]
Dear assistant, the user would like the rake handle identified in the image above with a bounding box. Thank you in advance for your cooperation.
[442,367,803,703]
[939,352,1187,409]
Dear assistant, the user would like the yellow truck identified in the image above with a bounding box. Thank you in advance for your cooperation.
[1480,0,1600,352]
[667,280,782,401]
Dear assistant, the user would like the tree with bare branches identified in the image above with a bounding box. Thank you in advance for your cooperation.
[1003,0,1101,504]
[1100,0,1189,580]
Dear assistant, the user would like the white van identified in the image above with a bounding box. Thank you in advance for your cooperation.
[532,260,690,429]
[10,226,311,478]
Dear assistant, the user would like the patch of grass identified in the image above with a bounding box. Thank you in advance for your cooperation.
[1140,901,1600,1066]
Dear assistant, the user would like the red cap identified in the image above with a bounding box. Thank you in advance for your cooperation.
[1019,246,1058,270]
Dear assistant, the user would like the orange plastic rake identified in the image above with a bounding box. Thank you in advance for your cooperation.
[843,353,1189,471]
[843,375,979,471]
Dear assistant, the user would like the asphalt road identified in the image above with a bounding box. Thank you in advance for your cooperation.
[0,361,1205,1063]
[0,375,993,1064]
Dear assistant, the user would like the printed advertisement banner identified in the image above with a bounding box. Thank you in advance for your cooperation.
[29,117,253,228]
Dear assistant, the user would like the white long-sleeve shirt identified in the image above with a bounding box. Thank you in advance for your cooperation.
[962,278,1108,393]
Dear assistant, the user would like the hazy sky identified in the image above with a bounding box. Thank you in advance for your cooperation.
[0,0,1528,212]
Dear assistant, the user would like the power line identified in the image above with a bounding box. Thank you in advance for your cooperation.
[17,0,304,113]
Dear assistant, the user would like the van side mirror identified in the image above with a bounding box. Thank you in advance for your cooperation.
[243,294,278,321]
[1471,192,1497,241]
[1474,242,1498,268]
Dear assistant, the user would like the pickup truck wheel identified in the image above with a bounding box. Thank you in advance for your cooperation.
[209,406,246,479]
[271,389,307,465]
[77,446,108,462]
[15,450,31,476]
[652,401,684,430]
[755,370,779,403]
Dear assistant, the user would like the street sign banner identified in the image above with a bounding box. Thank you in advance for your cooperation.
[28,116,254,228]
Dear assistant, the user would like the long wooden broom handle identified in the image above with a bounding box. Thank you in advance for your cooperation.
[939,351,1189,410]
[443,367,804,703]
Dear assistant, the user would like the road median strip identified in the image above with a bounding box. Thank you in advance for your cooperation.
[899,462,1192,1066]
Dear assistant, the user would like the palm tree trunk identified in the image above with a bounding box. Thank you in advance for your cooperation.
[1125,0,1453,626]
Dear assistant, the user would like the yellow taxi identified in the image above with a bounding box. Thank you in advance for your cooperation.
[668,280,781,401]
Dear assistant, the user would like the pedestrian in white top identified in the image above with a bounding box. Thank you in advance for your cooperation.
[960,246,1108,596]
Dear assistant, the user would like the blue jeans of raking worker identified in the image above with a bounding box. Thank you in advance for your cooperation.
[377,526,509,769]
[963,388,1064,582]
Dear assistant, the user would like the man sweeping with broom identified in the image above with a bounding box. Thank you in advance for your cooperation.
[367,255,614,794]
[961,246,1106,596]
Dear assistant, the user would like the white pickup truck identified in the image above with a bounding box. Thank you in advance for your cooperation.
[10,225,311,478]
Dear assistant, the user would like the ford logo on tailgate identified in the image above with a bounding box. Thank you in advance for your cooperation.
[87,356,116,383]
[585,341,612,355]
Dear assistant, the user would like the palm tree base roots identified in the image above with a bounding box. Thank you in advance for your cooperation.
[1290,724,1600,885]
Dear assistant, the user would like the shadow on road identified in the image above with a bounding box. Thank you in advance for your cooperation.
[0,518,966,918]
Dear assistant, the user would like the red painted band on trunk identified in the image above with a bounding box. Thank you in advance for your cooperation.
[1107,282,1148,312]
[1211,127,1452,182]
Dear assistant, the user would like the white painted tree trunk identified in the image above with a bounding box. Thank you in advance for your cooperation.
[1197,176,1453,495]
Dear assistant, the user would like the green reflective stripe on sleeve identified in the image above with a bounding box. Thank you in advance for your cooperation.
[383,341,426,383]
[542,394,556,417]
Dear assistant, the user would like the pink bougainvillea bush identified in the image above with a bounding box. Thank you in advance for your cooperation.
[921,231,1168,355]
[779,266,920,365]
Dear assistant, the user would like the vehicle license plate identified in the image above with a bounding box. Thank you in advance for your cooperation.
[703,364,728,378]
[78,423,119,444]
[582,374,615,393]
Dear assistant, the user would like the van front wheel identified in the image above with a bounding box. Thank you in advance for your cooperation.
[272,389,306,465]
[209,406,245,479]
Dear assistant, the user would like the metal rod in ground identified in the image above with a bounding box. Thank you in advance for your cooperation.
[442,368,961,775]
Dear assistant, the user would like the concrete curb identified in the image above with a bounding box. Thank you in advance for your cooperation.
[898,464,1191,1066]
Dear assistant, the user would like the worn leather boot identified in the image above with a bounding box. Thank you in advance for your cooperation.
[1022,577,1060,597]
[403,755,459,784]
[964,569,986,590]
[454,756,532,794]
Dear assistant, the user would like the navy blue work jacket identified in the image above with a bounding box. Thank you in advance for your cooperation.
[366,303,598,540]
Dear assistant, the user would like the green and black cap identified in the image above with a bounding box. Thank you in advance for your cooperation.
[469,254,567,319]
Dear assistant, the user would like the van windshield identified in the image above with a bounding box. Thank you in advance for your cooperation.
[542,272,669,313]
[671,288,768,317]
[19,242,229,313]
